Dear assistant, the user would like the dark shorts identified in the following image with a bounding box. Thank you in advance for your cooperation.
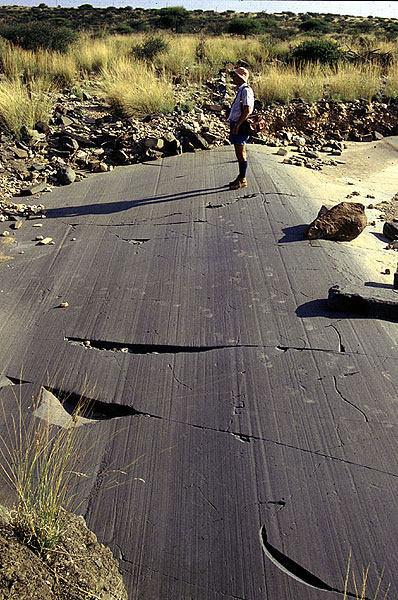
[229,121,250,146]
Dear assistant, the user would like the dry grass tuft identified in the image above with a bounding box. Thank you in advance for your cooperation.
[0,78,56,137]
[0,387,91,553]
[100,57,175,117]
[343,550,390,600]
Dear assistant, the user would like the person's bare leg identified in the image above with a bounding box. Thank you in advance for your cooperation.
[234,144,247,162]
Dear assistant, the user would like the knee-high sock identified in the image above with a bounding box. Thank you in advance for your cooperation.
[239,160,248,179]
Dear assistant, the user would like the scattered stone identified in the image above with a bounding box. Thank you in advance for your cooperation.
[12,220,22,230]
[111,149,128,165]
[144,148,163,160]
[59,115,74,127]
[59,301,69,308]
[37,237,53,245]
[35,121,51,135]
[305,201,367,241]
[304,150,319,159]
[383,221,398,241]
[384,268,391,274]
[143,137,164,151]
[328,285,398,320]
[20,181,48,196]
[57,166,76,186]
[276,148,288,156]
[0,79,396,202]
[249,136,268,145]
[12,147,29,159]
[35,235,44,241]
[206,104,223,112]
[360,133,373,142]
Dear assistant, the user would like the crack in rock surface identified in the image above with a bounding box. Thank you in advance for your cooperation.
[260,525,366,599]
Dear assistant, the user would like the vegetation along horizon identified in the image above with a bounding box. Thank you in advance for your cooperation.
[0,5,397,136]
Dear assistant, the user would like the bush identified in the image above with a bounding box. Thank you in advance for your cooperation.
[113,24,135,35]
[228,17,262,37]
[299,18,332,33]
[0,23,77,53]
[291,39,344,65]
[132,34,169,63]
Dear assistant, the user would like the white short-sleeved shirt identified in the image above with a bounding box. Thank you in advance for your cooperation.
[228,83,255,122]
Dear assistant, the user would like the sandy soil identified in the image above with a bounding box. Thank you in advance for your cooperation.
[290,136,398,283]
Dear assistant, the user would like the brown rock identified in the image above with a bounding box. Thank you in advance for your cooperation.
[305,201,367,241]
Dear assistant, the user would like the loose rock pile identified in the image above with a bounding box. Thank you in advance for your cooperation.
[0,75,397,215]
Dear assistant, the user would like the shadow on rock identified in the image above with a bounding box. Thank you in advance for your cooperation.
[278,224,308,243]
[45,185,229,218]
[296,298,357,320]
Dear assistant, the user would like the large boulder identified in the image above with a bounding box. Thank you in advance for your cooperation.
[305,201,367,241]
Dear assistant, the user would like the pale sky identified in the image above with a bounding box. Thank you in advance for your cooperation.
[0,0,397,17]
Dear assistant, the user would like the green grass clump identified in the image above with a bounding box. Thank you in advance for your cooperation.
[0,389,89,553]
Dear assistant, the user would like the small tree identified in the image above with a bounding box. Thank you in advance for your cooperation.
[157,6,189,33]
[228,17,262,38]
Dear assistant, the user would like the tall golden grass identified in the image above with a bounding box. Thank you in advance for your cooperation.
[1,46,76,85]
[99,57,175,117]
[255,62,385,104]
[0,31,397,132]
[384,61,398,98]
[0,78,56,136]
[327,63,381,101]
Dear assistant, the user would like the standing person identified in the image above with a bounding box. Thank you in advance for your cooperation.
[228,66,255,190]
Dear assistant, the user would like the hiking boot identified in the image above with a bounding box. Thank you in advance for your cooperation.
[229,175,240,187]
[229,177,247,190]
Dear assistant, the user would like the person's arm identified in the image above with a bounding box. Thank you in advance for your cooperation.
[232,105,250,135]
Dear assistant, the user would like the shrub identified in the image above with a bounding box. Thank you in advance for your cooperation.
[299,18,332,33]
[291,39,344,65]
[113,24,135,35]
[132,34,169,63]
[228,17,262,38]
[0,23,77,53]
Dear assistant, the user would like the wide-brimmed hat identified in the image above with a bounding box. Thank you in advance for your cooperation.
[233,67,249,82]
